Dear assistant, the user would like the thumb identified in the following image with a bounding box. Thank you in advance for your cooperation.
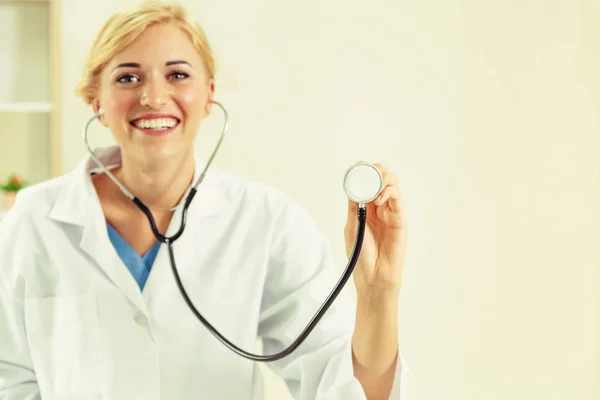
[347,198,359,219]
[344,199,359,256]
[345,199,359,239]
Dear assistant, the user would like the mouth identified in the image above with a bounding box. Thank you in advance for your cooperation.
[129,114,181,136]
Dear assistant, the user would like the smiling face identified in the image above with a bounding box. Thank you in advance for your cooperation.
[94,22,214,164]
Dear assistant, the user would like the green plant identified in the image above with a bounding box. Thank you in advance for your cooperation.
[1,174,26,192]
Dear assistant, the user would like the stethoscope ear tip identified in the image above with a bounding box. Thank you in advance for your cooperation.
[97,109,105,116]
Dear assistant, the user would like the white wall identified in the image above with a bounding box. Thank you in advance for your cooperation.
[0,3,50,103]
[0,3,51,187]
[58,1,600,399]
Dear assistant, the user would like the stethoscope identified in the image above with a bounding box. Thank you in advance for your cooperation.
[83,100,385,362]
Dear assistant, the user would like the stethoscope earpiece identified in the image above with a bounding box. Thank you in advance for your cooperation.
[343,162,384,206]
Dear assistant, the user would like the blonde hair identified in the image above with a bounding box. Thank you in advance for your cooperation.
[75,1,215,105]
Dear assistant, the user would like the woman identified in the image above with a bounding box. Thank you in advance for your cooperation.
[0,2,412,399]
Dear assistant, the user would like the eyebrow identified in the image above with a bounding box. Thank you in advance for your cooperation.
[112,60,191,71]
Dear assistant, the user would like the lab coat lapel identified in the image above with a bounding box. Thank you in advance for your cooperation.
[48,147,145,312]
[48,147,229,312]
[79,204,147,312]
[141,161,230,305]
[140,206,192,306]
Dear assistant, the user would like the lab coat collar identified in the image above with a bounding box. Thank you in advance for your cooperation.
[48,145,230,311]
[48,145,230,226]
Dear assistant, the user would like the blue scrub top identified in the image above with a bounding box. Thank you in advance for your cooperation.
[106,223,160,290]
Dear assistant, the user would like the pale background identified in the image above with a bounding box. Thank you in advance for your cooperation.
[2,0,600,399]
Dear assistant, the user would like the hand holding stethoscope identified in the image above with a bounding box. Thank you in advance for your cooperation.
[344,162,407,297]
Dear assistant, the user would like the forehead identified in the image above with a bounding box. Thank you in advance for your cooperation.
[107,23,202,68]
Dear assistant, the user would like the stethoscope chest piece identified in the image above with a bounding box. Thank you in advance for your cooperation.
[343,162,384,205]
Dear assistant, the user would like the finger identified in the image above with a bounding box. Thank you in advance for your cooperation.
[347,198,359,215]
[380,172,398,188]
[372,163,389,174]
[374,186,395,206]
[374,186,403,212]
[346,199,360,236]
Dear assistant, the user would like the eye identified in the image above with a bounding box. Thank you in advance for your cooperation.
[116,74,140,84]
[169,71,189,80]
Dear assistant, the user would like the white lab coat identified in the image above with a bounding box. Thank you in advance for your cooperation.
[0,146,413,400]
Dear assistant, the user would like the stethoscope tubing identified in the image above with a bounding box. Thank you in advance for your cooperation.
[83,101,367,362]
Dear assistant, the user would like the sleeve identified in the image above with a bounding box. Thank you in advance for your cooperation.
[0,208,41,399]
[257,199,413,399]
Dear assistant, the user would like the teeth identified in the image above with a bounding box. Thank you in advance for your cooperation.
[134,117,178,130]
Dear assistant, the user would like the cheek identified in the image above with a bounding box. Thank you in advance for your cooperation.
[103,94,133,120]
[180,90,204,114]
[179,81,211,116]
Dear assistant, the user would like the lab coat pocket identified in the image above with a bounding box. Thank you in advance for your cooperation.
[24,293,106,397]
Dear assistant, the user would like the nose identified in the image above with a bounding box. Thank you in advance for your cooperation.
[140,75,171,109]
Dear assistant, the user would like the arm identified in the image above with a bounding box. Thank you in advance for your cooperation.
[345,163,409,399]
[352,291,400,400]
[257,197,410,399]
[0,210,40,399]
[0,279,40,399]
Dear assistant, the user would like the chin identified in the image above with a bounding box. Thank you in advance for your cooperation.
[129,142,193,165]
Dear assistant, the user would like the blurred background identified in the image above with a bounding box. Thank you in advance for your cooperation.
[0,0,598,399]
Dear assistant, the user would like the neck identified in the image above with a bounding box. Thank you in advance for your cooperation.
[114,151,196,212]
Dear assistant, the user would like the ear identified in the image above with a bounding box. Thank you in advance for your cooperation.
[92,99,108,127]
[204,79,215,116]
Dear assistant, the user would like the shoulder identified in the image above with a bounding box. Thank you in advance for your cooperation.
[207,168,325,252]
[0,174,73,259]
[209,167,289,205]
[0,175,71,292]
[3,174,71,221]
[208,167,315,228]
